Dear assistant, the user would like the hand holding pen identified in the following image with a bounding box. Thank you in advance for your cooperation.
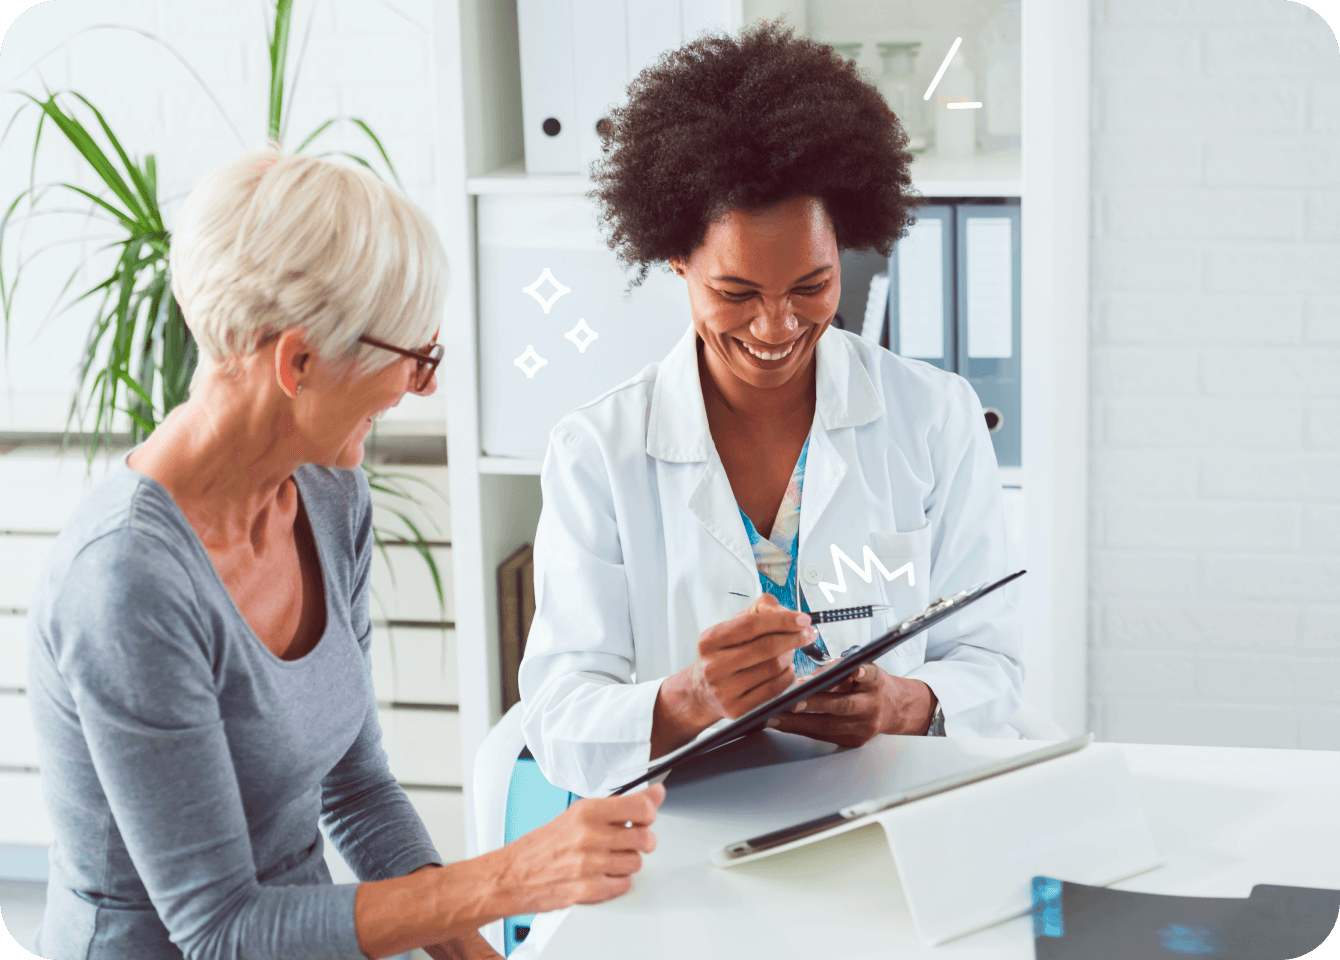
[726,591,894,661]
[649,594,815,760]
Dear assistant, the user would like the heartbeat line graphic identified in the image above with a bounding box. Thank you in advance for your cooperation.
[816,545,915,604]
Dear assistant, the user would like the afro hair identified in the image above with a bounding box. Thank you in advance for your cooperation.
[588,19,921,285]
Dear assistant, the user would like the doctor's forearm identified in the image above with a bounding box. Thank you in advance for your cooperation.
[886,676,939,736]
[650,668,717,759]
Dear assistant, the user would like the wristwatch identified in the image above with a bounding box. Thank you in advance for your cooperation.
[927,702,945,737]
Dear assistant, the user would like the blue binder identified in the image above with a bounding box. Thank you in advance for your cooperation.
[955,201,1021,468]
[885,204,956,373]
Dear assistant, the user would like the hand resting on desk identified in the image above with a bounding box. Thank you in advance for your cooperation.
[766,663,939,747]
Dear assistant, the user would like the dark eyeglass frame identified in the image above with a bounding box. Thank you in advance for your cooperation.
[357,334,444,392]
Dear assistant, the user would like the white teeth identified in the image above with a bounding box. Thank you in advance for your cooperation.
[739,339,795,361]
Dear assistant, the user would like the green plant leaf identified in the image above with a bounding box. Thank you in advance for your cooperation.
[372,507,446,614]
[280,2,316,144]
[314,150,379,176]
[24,93,151,228]
[268,0,294,142]
[116,366,157,413]
[293,117,336,155]
[68,92,161,230]
[349,118,403,189]
[119,403,155,435]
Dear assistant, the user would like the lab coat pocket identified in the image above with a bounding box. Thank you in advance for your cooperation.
[869,521,933,660]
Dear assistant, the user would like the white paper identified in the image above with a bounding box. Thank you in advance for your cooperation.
[895,219,944,359]
[965,218,1014,359]
[860,271,890,343]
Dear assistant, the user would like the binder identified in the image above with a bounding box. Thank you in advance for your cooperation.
[521,0,741,175]
[498,543,534,712]
[518,0,581,173]
[573,0,629,171]
[885,204,956,373]
[955,201,1021,468]
[625,2,682,76]
[519,553,536,644]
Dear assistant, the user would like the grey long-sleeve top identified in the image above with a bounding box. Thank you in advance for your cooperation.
[26,458,441,960]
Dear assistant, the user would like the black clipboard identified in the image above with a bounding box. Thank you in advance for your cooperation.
[611,569,1026,795]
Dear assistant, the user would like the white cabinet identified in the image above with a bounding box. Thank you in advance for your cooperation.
[0,536,55,610]
[377,708,463,787]
[371,625,459,705]
[476,193,689,458]
[0,771,51,847]
[370,544,456,623]
[0,692,38,768]
[0,615,28,688]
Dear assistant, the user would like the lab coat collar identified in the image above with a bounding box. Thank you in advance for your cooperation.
[645,324,884,464]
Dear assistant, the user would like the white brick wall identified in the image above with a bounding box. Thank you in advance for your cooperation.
[0,0,444,429]
[1090,0,1340,749]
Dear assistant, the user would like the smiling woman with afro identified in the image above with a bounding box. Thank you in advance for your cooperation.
[518,19,1025,801]
[590,19,921,283]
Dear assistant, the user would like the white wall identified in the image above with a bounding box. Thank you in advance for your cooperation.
[1088,0,1340,748]
[0,0,445,429]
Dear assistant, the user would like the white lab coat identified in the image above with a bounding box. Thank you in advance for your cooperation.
[519,325,1024,797]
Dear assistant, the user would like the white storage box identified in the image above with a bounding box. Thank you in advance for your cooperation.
[477,193,690,460]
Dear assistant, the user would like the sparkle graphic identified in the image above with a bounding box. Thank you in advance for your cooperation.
[521,267,571,314]
[816,543,915,605]
[513,344,548,378]
[923,36,964,101]
[564,317,599,353]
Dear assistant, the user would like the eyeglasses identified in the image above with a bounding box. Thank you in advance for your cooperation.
[357,333,444,392]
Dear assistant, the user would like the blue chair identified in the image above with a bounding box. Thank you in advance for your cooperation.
[502,748,578,953]
[473,704,577,956]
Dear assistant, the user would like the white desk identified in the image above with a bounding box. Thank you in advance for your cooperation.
[533,733,1340,959]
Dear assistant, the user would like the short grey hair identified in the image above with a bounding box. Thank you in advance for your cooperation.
[170,144,447,373]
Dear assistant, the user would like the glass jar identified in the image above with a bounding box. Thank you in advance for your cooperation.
[877,42,925,151]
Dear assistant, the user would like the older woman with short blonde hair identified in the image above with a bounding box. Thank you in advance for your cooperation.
[26,147,662,960]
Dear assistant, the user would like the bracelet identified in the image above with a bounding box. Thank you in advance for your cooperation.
[927,703,945,737]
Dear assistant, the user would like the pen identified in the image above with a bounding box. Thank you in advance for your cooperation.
[726,592,894,626]
[807,604,895,624]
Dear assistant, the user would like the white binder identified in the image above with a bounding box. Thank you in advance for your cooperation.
[520,0,743,175]
[518,0,581,174]
[573,0,629,171]
[625,2,681,73]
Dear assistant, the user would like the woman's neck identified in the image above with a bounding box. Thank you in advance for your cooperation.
[128,369,304,550]
[696,337,816,429]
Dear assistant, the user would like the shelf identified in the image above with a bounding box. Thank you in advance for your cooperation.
[479,455,1021,487]
[466,148,1021,200]
[909,148,1021,198]
[467,162,590,196]
[478,456,544,475]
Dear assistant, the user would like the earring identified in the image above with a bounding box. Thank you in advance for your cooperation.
[295,385,303,395]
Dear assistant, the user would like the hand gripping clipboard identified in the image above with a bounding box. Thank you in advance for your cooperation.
[610,569,1026,796]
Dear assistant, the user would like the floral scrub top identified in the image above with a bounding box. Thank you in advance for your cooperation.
[737,437,830,678]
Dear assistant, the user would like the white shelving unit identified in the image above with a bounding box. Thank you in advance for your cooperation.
[430,0,1090,853]
[467,147,1022,200]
